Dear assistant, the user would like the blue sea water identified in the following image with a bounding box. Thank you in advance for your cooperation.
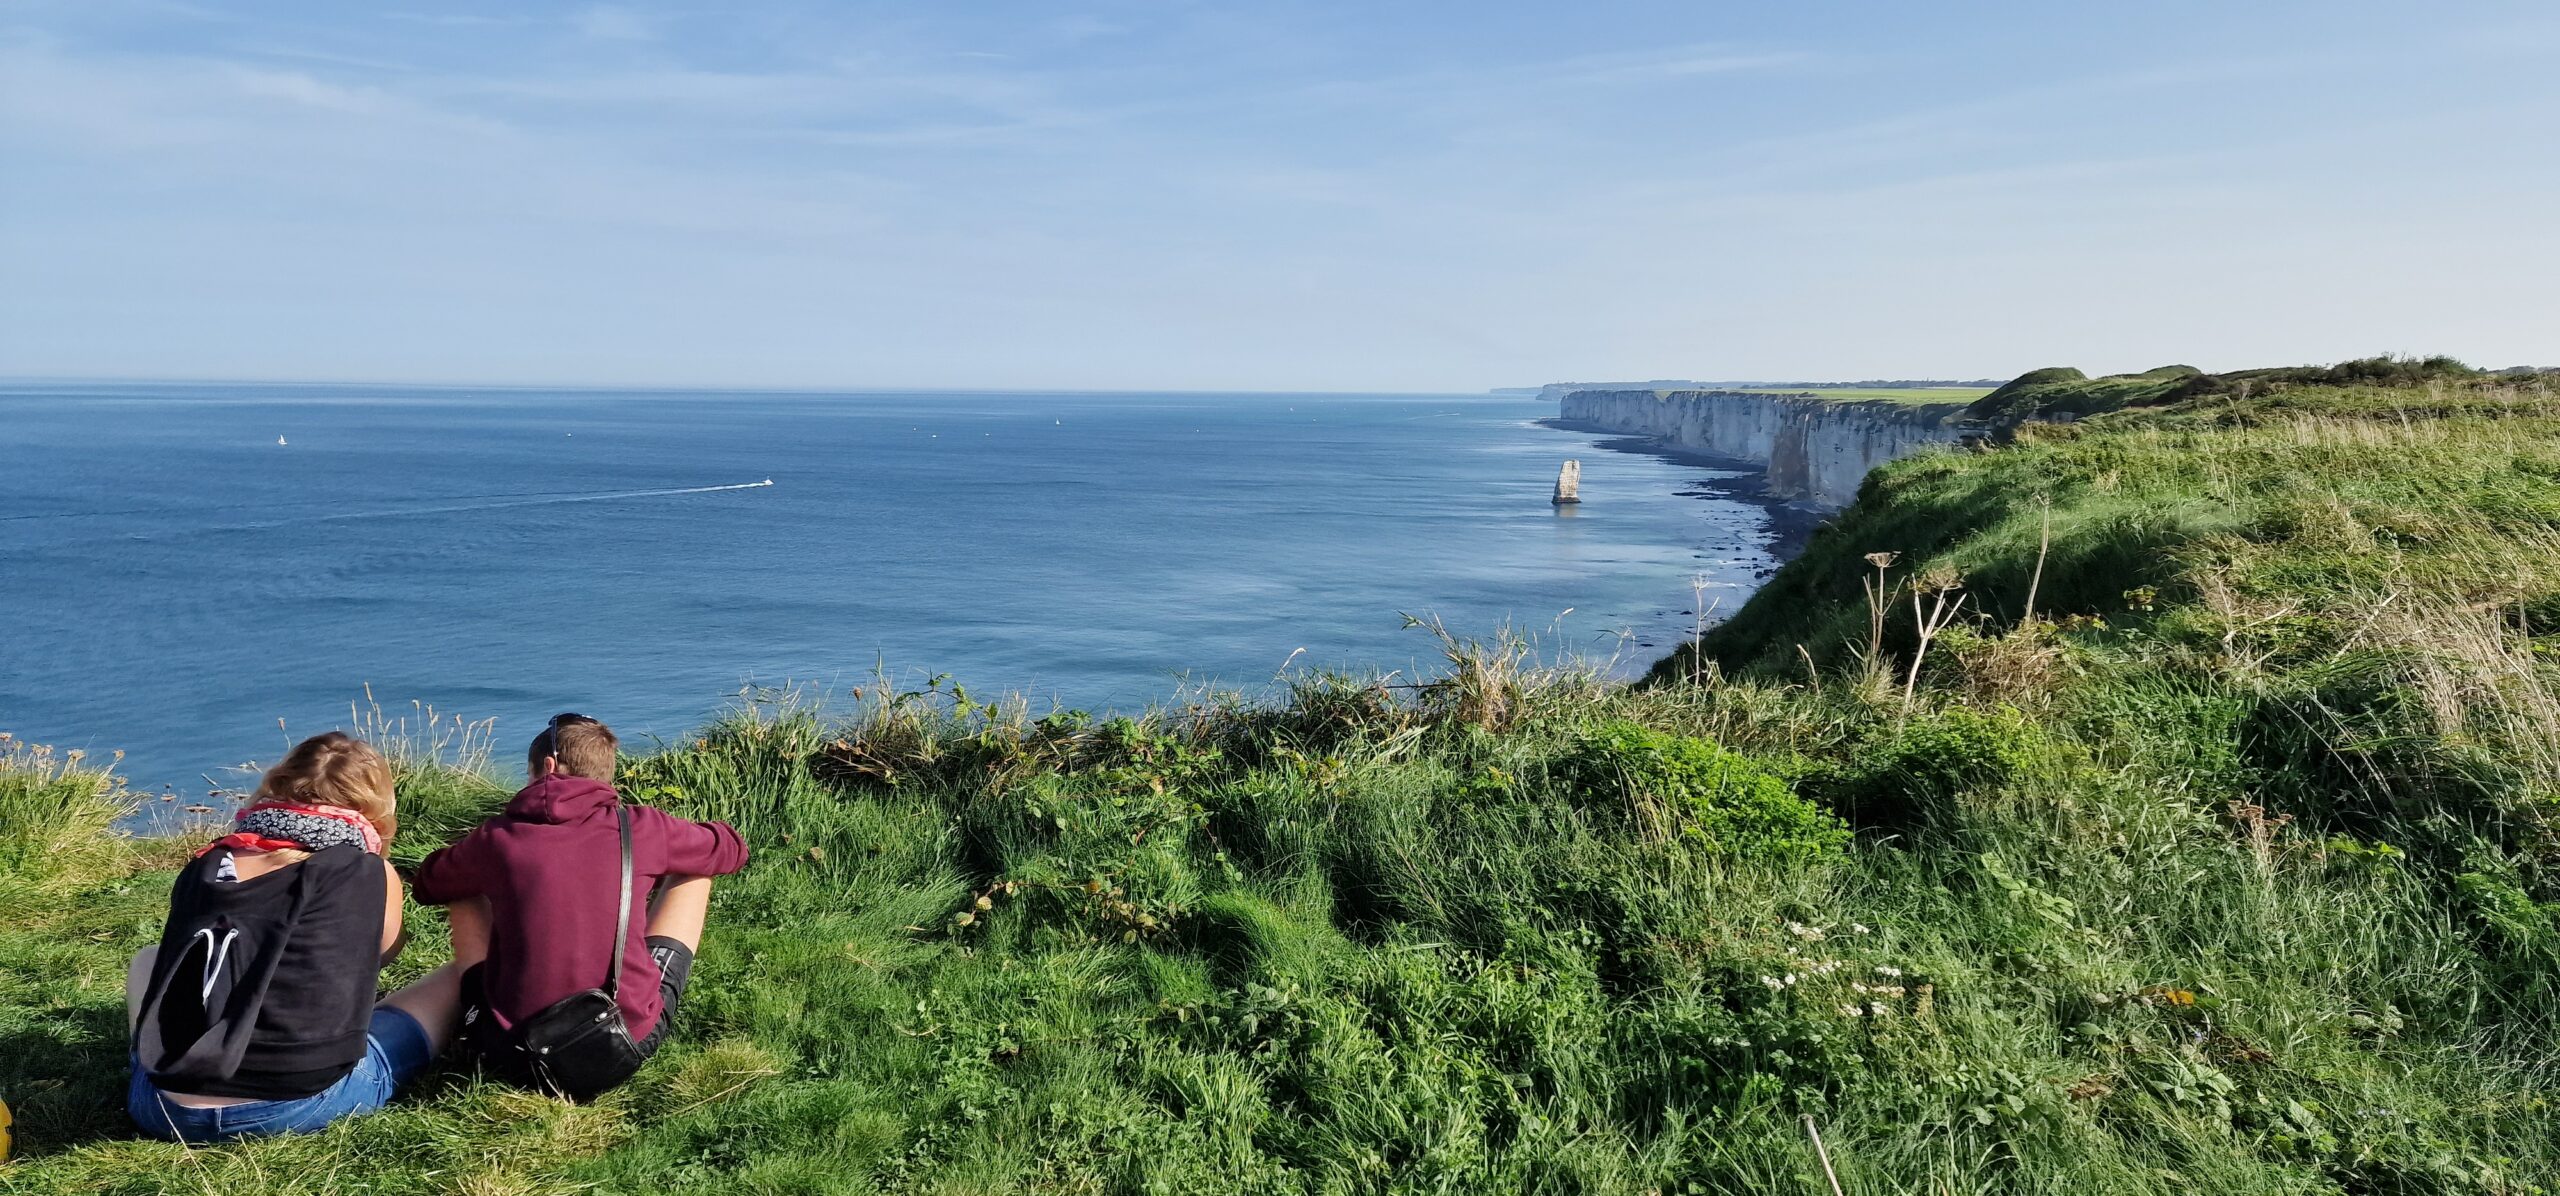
[0,383,1780,800]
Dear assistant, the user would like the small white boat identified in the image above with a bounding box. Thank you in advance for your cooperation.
[276,435,288,446]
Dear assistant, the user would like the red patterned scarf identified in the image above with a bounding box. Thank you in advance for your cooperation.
[196,801,384,858]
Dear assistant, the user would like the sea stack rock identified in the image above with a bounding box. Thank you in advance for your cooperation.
[1552,459,1582,505]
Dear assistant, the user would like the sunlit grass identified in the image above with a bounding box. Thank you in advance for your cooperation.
[1730,386,1993,404]
[7,375,2560,1192]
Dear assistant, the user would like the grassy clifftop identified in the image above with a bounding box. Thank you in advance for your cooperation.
[8,362,2560,1194]
[1732,386,1994,405]
[1955,355,2530,423]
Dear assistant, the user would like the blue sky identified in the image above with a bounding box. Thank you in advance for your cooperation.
[2,2,2554,390]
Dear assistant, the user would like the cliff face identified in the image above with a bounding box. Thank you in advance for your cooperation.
[1557,390,1971,509]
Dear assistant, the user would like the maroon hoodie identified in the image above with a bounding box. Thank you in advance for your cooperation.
[413,774,747,1039]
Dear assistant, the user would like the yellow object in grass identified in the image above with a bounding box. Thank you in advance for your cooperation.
[2,1094,13,1161]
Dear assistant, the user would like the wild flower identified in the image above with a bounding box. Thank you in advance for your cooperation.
[1851,923,1871,935]
[1840,1004,1863,1017]
[1874,965,1902,977]
[1786,921,1826,941]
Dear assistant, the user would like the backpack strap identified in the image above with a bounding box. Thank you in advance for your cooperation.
[604,803,632,998]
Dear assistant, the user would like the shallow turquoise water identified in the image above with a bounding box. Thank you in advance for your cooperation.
[0,383,1779,799]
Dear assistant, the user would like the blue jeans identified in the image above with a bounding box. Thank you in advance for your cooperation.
[128,1006,434,1142]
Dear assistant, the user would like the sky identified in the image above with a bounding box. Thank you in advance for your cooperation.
[2,1,2555,391]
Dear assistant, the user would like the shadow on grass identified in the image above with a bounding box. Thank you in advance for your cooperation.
[0,997,133,1157]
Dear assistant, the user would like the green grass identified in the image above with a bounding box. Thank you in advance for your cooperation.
[1731,387,1995,404]
[10,366,2560,1193]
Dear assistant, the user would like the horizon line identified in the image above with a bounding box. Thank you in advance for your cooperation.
[0,373,1520,399]
[0,371,2027,396]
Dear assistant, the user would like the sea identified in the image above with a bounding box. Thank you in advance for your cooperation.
[0,383,1783,803]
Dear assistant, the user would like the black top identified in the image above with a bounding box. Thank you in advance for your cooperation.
[135,845,386,1099]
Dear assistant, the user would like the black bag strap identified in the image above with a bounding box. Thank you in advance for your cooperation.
[605,802,632,998]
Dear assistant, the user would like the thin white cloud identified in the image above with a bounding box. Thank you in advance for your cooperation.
[1279,39,1819,114]
[226,66,387,114]
[379,11,530,29]
[1542,44,1820,86]
[573,5,659,43]
[1047,15,1130,43]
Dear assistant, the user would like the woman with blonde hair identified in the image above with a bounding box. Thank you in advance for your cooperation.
[124,732,461,1141]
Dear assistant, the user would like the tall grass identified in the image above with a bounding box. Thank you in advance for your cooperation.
[0,734,138,900]
[6,376,2560,1192]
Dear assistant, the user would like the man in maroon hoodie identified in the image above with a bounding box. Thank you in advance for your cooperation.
[414,713,747,1097]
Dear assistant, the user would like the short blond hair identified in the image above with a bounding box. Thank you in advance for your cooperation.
[256,732,396,843]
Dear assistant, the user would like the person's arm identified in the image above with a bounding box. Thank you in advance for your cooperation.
[409,834,484,907]
[649,808,750,877]
[379,856,408,960]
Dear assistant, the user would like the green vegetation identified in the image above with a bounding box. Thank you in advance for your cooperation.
[1957,355,2525,423]
[9,359,2560,1193]
[1733,386,1993,404]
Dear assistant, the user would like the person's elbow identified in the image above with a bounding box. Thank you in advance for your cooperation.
[694,821,750,875]
[409,845,469,906]
[712,821,750,873]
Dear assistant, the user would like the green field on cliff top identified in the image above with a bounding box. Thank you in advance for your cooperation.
[8,356,2560,1194]
[1732,386,1992,404]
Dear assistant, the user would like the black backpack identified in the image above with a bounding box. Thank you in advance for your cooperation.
[135,846,380,1096]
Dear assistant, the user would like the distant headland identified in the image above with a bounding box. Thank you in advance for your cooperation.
[1503,378,2006,401]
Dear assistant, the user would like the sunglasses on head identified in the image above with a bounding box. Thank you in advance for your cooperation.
[546,712,593,755]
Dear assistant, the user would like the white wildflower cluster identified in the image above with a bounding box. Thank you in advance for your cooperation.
[1838,995,1900,1018]
[1761,918,1923,1022]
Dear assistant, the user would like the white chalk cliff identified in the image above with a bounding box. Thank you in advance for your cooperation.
[1556,390,1972,510]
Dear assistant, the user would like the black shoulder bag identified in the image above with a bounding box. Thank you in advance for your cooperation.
[516,803,648,1101]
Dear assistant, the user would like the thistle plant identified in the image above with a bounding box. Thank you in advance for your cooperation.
[1861,551,1900,667]
[1903,564,1968,715]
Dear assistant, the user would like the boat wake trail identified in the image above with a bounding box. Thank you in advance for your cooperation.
[303,479,778,526]
[2,480,776,526]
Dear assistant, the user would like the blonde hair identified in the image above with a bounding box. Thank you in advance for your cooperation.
[255,732,397,844]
